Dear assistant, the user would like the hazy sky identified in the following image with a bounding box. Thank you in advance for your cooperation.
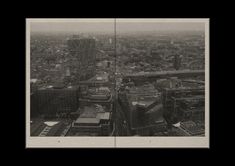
[30,20,115,33]
[30,19,206,33]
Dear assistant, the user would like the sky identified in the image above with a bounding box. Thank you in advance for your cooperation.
[30,19,206,33]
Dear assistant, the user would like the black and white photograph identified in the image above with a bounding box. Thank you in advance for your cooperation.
[26,18,209,148]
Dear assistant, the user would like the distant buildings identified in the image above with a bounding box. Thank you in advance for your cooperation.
[173,54,182,70]
[78,73,111,88]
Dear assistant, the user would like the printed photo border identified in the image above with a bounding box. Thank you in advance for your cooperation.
[26,18,209,148]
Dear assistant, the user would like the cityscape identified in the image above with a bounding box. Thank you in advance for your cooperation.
[29,19,207,137]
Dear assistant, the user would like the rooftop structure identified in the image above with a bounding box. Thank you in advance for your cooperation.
[79,86,113,109]
[69,105,113,136]
[78,73,111,87]
[74,118,100,126]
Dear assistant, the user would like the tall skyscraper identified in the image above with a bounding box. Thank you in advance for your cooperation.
[67,36,96,81]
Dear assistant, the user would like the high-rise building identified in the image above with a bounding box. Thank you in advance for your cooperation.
[67,36,96,81]
[118,83,167,136]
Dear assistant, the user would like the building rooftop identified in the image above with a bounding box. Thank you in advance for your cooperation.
[74,105,111,127]
[131,100,154,107]
[30,120,69,136]
[38,85,79,90]
[80,87,112,101]
[79,106,97,118]
[127,91,160,109]
[75,118,100,124]
[96,112,110,120]
[128,84,157,93]
[79,105,109,118]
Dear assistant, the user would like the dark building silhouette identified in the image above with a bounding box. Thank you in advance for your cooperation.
[67,36,96,81]
[174,54,182,70]
[31,85,80,118]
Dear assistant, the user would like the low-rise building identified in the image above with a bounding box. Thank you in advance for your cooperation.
[30,84,80,118]
[69,105,113,136]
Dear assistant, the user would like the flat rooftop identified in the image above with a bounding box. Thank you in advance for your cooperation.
[75,118,100,124]
[96,112,110,120]
[79,106,98,118]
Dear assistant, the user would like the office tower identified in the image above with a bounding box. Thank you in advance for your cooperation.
[67,36,96,81]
